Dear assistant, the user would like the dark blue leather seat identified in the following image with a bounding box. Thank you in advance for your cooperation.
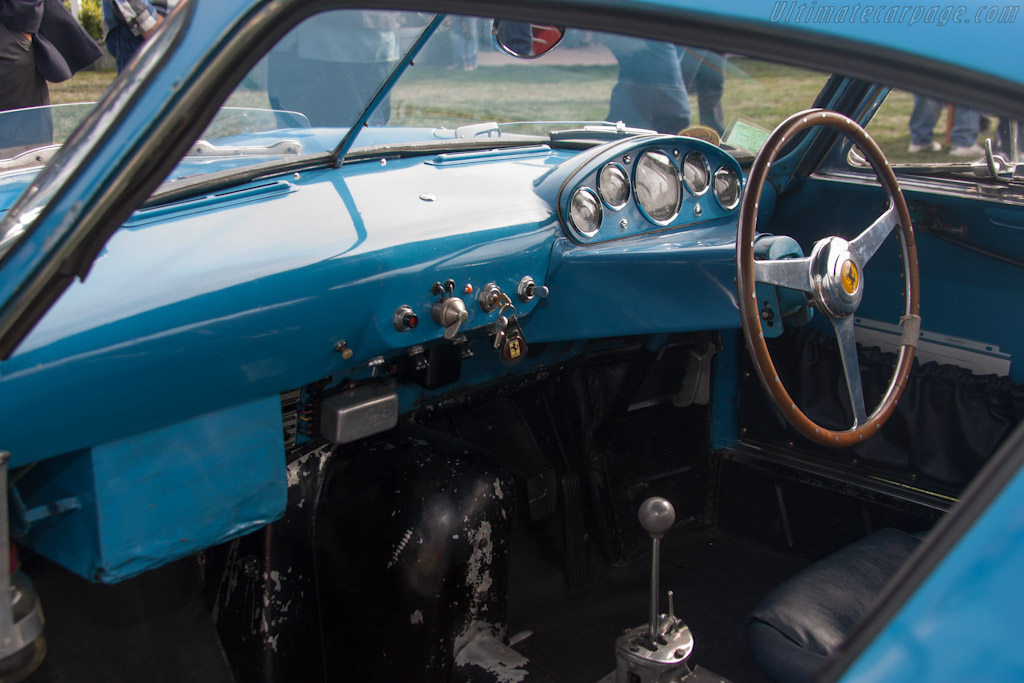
[746,528,922,683]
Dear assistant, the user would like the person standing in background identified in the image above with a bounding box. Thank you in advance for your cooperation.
[908,94,984,157]
[680,47,726,137]
[266,10,400,128]
[603,35,690,134]
[449,15,478,71]
[101,0,177,73]
[0,0,102,147]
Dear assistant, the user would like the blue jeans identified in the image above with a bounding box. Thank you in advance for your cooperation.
[605,37,690,134]
[909,95,981,148]
[680,48,725,136]
[105,23,145,74]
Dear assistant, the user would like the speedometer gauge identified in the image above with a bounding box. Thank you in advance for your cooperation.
[682,152,710,196]
[634,150,681,224]
[598,163,630,209]
[713,167,741,210]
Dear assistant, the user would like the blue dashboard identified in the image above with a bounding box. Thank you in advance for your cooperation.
[0,135,753,469]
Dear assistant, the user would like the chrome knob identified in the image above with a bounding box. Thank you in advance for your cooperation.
[432,296,468,340]
[639,496,675,539]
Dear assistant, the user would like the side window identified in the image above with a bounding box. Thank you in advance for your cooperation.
[864,89,1021,166]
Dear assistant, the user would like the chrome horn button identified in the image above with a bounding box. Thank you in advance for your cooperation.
[810,237,863,317]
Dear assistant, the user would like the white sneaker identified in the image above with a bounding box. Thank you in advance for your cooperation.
[950,143,985,157]
[908,140,942,153]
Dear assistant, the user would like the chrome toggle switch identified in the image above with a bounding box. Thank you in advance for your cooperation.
[517,276,550,303]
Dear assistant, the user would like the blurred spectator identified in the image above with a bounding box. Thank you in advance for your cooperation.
[449,15,477,70]
[0,0,102,148]
[267,11,399,127]
[908,94,984,156]
[604,36,690,134]
[680,47,726,136]
[101,0,178,73]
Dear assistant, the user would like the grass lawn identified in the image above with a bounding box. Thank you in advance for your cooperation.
[49,69,116,105]
[44,60,981,167]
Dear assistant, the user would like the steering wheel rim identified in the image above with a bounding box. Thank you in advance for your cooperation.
[737,109,921,447]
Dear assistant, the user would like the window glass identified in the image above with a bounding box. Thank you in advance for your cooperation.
[161,12,832,190]
[864,88,1021,166]
[382,25,830,153]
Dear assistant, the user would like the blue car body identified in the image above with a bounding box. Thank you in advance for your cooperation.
[0,1,1022,681]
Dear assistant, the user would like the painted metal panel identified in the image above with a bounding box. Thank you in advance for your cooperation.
[840,455,1024,682]
[14,396,286,583]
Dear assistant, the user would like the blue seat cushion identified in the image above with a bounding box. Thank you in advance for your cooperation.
[746,528,922,683]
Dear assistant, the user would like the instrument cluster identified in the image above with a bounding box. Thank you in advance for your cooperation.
[559,136,743,243]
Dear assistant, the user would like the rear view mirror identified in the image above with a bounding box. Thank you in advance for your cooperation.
[492,20,565,59]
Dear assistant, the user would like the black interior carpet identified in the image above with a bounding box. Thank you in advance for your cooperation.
[23,553,235,683]
[509,528,809,683]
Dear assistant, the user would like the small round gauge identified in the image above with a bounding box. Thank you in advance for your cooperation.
[713,167,741,210]
[634,150,681,224]
[568,187,603,237]
[682,152,710,196]
[598,163,630,209]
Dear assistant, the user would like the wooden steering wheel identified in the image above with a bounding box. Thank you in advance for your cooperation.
[736,109,921,447]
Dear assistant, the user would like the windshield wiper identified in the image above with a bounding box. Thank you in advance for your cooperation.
[186,139,303,157]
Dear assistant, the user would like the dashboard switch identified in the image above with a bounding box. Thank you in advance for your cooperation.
[432,297,468,340]
[393,305,419,332]
[517,276,550,303]
[478,282,504,312]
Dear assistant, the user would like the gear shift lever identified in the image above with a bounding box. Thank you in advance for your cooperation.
[638,497,675,641]
[602,496,694,683]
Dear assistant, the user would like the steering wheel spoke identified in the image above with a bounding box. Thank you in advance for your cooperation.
[831,315,868,427]
[753,256,813,293]
[850,204,900,265]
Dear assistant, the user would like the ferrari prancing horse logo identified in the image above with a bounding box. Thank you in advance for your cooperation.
[840,259,859,295]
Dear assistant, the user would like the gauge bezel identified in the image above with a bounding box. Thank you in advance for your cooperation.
[598,163,631,210]
[568,187,603,238]
[633,149,682,226]
[713,166,741,210]
[682,151,711,197]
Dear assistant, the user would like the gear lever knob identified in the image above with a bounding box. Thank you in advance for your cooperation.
[638,497,675,539]
[639,497,675,641]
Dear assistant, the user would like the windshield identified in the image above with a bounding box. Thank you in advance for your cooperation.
[0,104,96,169]
[156,11,829,194]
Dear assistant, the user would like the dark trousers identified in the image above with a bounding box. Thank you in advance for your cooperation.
[0,21,53,151]
[681,48,725,136]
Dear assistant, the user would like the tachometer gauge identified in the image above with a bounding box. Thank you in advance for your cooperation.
[682,152,710,196]
[569,187,603,237]
[598,163,630,209]
[713,167,741,210]
[634,150,681,224]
